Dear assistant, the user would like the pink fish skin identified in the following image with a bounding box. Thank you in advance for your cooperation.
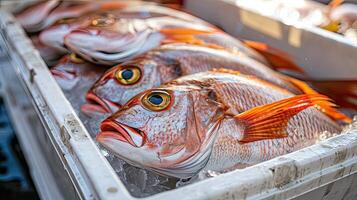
[62,4,266,65]
[81,43,302,115]
[16,0,130,33]
[51,54,107,91]
[38,3,181,56]
[97,71,341,178]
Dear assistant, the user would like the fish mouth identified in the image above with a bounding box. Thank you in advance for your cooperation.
[50,68,77,80]
[97,119,146,147]
[80,92,121,114]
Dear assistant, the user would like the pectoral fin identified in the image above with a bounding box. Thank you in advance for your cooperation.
[234,94,334,143]
[243,40,305,74]
[160,28,225,49]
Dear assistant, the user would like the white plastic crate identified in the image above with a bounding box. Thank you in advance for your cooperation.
[0,4,356,200]
[185,0,357,80]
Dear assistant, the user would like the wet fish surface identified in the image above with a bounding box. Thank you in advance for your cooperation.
[97,71,342,178]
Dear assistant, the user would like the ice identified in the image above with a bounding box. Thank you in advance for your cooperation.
[103,150,176,197]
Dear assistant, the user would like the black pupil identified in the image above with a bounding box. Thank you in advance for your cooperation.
[122,69,133,80]
[149,95,163,105]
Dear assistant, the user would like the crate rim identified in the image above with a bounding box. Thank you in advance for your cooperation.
[0,9,356,200]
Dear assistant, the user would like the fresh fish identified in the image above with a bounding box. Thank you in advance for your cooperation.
[51,53,107,91]
[16,0,128,33]
[62,4,268,65]
[38,3,207,54]
[82,43,349,123]
[97,70,343,178]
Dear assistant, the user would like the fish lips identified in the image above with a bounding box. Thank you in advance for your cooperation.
[97,119,146,148]
[81,92,121,115]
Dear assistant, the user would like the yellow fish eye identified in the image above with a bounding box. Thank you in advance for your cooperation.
[91,14,115,27]
[142,90,171,111]
[115,66,141,85]
[69,53,85,63]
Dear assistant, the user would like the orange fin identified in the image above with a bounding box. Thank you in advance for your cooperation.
[243,40,305,74]
[235,94,333,143]
[280,75,352,123]
[99,1,128,10]
[329,0,344,9]
[160,28,226,49]
[309,80,357,113]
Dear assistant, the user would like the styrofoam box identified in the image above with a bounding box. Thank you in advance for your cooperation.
[185,0,357,80]
[0,3,356,200]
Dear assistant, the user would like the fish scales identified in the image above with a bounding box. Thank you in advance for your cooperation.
[97,71,342,178]
[169,72,341,170]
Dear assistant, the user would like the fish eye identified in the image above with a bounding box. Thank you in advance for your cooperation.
[69,53,85,63]
[91,14,115,27]
[115,66,141,85]
[142,90,171,111]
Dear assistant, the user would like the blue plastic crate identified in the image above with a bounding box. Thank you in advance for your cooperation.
[0,98,29,189]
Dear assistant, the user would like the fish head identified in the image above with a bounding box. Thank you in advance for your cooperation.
[97,85,225,178]
[81,58,162,115]
[63,13,163,65]
[50,54,87,90]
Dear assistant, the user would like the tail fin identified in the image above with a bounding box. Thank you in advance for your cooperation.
[243,40,305,74]
[280,75,352,123]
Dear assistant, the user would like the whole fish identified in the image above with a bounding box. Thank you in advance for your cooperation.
[60,4,268,65]
[38,3,214,56]
[16,0,129,33]
[97,70,342,178]
[81,44,294,113]
[82,43,349,123]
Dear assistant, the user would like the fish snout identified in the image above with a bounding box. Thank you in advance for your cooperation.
[98,119,146,147]
[80,92,121,115]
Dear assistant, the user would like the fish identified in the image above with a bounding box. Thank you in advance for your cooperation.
[51,53,107,91]
[16,0,129,33]
[61,4,271,66]
[96,70,343,178]
[34,0,133,58]
[81,43,350,123]
[38,3,209,55]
